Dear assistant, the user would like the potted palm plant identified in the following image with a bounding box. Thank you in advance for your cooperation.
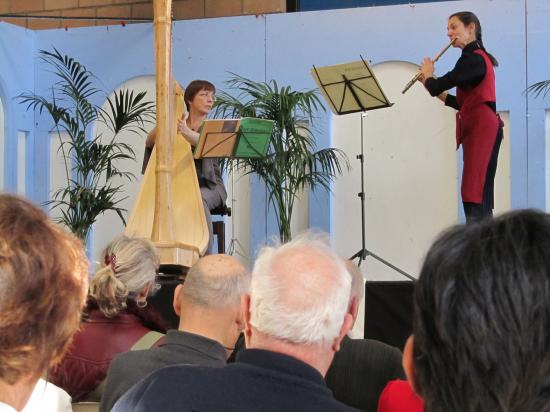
[18,48,155,241]
[214,74,348,242]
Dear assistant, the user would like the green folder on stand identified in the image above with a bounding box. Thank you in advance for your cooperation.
[234,118,273,158]
[194,117,273,159]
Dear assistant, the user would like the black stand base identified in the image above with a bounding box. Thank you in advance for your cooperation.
[350,248,415,281]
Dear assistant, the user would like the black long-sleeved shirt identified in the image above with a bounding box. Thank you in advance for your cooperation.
[425,41,495,111]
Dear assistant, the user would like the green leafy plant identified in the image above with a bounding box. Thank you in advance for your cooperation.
[214,74,348,242]
[18,48,155,241]
[526,80,550,98]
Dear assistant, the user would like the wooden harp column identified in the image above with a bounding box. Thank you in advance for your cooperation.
[125,0,209,270]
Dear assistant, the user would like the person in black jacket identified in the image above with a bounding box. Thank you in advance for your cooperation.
[403,210,550,412]
[100,254,249,412]
[113,232,360,412]
[326,261,405,411]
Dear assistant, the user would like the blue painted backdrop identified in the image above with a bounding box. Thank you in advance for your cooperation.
[1,0,548,255]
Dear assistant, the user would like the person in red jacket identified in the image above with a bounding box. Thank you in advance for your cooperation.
[419,11,503,223]
[50,236,168,402]
[378,379,424,412]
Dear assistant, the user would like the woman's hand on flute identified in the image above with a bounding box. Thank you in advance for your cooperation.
[437,91,448,103]
[418,58,435,84]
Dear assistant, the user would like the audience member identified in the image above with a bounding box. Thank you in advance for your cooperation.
[377,379,423,412]
[100,254,250,411]
[113,232,359,411]
[0,194,88,411]
[21,380,72,412]
[326,261,405,411]
[401,210,550,412]
[50,235,169,402]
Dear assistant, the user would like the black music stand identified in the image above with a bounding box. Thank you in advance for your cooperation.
[311,57,414,280]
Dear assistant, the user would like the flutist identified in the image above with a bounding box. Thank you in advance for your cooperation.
[418,11,503,223]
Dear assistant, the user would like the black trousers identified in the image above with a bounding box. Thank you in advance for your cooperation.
[463,125,503,224]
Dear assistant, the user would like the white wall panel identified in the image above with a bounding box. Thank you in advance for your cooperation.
[17,131,26,195]
[495,112,511,216]
[49,132,71,220]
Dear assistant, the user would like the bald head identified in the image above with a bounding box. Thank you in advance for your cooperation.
[249,232,351,345]
[181,254,250,308]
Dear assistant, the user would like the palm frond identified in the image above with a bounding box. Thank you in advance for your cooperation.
[526,80,550,99]
[98,89,155,135]
[217,73,347,241]
[18,48,154,241]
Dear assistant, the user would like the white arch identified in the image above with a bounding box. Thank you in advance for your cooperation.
[91,75,157,265]
[331,60,458,282]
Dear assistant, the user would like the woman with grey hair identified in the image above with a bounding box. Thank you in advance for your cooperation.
[50,236,169,402]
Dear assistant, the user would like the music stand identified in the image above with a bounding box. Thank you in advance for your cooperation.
[311,57,414,280]
[194,119,240,159]
[194,118,273,159]
[194,117,273,257]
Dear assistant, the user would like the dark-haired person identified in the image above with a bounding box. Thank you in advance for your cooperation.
[418,11,503,223]
[400,209,550,411]
[146,80,227,252]
[178,80,227,243]
[0,194,89,411]
[326,260,405,412]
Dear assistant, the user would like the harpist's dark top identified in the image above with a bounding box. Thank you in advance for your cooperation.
[425,41,495,111]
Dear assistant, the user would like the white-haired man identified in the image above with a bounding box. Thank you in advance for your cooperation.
[113,233,359,412]
[326,261,405,411]
[100,254,250,412]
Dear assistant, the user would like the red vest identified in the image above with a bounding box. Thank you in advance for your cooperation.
[455,49,500,203]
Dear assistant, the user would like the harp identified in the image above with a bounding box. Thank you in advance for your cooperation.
[125,0,209,270]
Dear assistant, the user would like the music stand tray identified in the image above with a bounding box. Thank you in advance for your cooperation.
[311,57,393,115]
[194,118,273,159]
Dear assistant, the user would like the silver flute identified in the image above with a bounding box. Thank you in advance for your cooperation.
[402,38,457,94]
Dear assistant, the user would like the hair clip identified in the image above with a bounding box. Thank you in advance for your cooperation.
[104,253,117,273]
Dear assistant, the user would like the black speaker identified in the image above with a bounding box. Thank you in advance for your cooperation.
[364,281,415,351]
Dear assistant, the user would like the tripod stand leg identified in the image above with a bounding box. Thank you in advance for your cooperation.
[349,248,368,266]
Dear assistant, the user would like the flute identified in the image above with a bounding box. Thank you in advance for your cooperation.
[402,38,457,94]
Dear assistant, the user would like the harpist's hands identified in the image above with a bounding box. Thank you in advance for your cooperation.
[177,113,192,136]
[177,113,199,145]
[419,58,435,84]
